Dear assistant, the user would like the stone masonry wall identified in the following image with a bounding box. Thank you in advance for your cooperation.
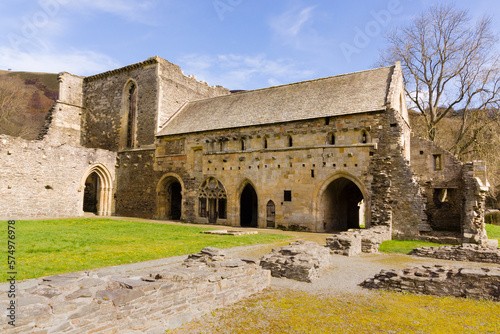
[156,58,230,131]
[361,265,500,301]
[409,244,500,263]
[1,248,270,333]
[115,148,164,218]
[0,135,116,218]
[156,113,382,231]
[82,59,159,151]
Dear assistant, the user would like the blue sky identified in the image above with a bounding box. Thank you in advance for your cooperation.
[1,0,500,90]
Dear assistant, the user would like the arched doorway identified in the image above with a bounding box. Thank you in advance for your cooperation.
[83,172,99,213]
[240,184,258,227]
[80,164,113,216]
[321,177,364,232]
[157,175,183,220]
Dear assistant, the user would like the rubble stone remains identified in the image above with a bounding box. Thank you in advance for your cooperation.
[326,226,392,256]
[409,243,500,264]
[361,265,500,301]
[0,248,269,333]
[259,240,331,282]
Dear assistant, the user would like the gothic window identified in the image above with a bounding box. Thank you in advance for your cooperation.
[240,139,246,151]
[288,135,293,147]
[125,82,138,148]
[198,177,227,222]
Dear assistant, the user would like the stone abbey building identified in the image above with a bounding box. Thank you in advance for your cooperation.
[0,56,491,244]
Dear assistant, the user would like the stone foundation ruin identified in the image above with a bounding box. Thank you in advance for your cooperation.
[409,243,500,264]
[259,240,331,282]
[326,226,391,256]
[361,265,500,301]
[0,248,269,333]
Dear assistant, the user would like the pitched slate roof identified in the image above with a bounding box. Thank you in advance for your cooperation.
[157,65,394,136]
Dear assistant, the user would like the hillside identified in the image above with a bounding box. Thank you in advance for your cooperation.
[0,70,59,140]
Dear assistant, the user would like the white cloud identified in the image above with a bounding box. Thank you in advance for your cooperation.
[178,53,315,90]
[270,6,316,38]
[0,47,120,75]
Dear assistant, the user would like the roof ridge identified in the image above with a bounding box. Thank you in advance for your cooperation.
[183,64,396,104]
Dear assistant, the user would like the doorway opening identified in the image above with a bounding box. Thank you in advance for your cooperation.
[322,177,364,232]
[157,177,183,220]
[240,184,258,227]
[83,172,99,214]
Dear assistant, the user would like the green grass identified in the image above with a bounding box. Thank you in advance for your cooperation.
[0,218,292,282]
[379,224,500,254]
[486,223,500,242]
[173,290,500,333]
[379,240,446,254]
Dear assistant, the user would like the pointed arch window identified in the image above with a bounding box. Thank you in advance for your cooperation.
[122,81,138,149]
[199,177,227,221]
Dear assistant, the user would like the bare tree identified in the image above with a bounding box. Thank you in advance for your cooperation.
[380,4,500,157]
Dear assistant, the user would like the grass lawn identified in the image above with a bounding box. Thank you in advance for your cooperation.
[486,223,500,242]
[171,290,500,333]
[0,218,292,282]
[380,224,500,254]
[379,240,446,254]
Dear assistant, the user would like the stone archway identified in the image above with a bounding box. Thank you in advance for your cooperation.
[80,164,113,216]
[318,176,366,232]
[240,184,258,227]
[156,174,183,220]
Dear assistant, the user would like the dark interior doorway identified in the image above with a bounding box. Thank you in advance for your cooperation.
[322,177,364,232]
[169,181,182,220]
[240,184,258,227]
[83,172,99,213]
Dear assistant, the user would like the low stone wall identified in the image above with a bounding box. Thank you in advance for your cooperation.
[1,248,270,333]
[361,265,500,301]
[260,241,330,282]
[409,244,500,264]
[326,226,391,256]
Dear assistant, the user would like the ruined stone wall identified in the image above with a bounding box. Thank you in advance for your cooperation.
[362,265,500,301]
[0,135,116,218]
[82,57,230,152]
[38,73,85,146]
[82,59,159,151]
[114,148,164,218]
[368,105,429,238]
[156,58,230,131]
[0,248,270,333]
[367,63,429,239]
[156,113,385,231]
[410,136,464,232]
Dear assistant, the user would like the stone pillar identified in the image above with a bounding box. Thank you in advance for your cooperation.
[462,161,490,244]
